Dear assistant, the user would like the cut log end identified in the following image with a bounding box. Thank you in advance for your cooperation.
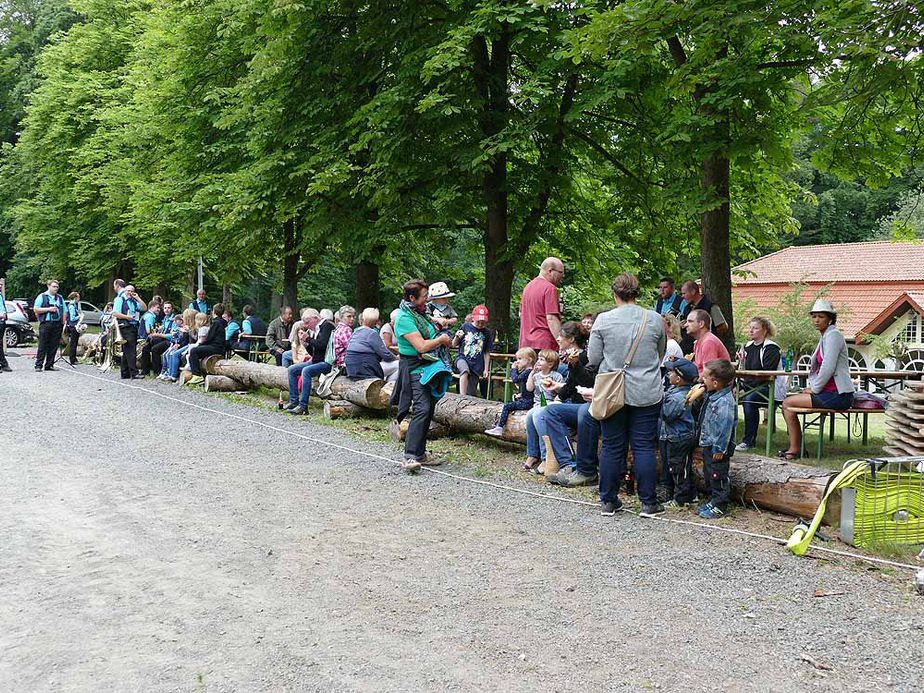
[388,418,450,442]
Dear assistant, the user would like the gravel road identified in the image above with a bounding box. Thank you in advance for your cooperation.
[1,355,923,692]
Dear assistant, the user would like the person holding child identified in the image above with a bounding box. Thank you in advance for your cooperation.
[589,273,666,517]
[453,304,493,396]
[658,357,699,507]
[522,349,564,474]
[484,348,536,437]
[391,279,453,471]
[696,358,739,519]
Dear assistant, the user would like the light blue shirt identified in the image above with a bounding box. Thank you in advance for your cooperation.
[189,299,208,313]
[34,291,65,322]
[142,310,158,332]
[162,312,176,335]
[225,320,241,342]
[66,300,81,325]
[113,294,139,324]
[242,317,253,334]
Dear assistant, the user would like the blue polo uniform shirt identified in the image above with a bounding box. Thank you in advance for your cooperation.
[189,299,209,313]
[225,320,241,342]
[34,291,66,323]
[113,294,140,325]
[162,313,176,335]
[66,301,81,326]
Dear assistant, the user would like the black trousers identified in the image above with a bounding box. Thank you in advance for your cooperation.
[404,373,436,460]
[140,336,168,375]
[36,321,63,370]
[67,325,79,363]
[659,438,697,503]
[120,323,139,378]
[0,320,7,367]
[703,451,731,509]
[188,343,224,375]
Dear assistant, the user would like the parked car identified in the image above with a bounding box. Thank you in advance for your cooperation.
[79,301,104,326]
[13,298,36,322]
[4,301,36,348]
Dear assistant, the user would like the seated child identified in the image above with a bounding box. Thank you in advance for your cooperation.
[658,357,699,507]
[453,304,493,396]
[527,349,565,407]
[484,347,536,436]
[696,358,738,519]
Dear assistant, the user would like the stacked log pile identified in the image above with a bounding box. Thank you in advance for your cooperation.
[884,382,924,456]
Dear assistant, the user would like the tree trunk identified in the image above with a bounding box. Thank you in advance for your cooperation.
[222,283,231,310]
[388,418,450,441]
[431,393,527,444]
[700,146,734,354]
[694,450,838,524]
[204,375,243,392]
[324,400,378,419]
[282,219,299,309]
[354,259,380,311]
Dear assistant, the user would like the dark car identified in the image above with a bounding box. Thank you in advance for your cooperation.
[4,301,36,348]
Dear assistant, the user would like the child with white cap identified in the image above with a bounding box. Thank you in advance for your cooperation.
[426,281,459,334]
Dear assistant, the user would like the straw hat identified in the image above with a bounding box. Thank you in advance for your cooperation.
[428,281,456,299]
[808,299,836,315]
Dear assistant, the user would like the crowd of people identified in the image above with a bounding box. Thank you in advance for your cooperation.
[17,260,856,517]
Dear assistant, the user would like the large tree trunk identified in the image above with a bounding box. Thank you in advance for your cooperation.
[204,375,243,392]
[388,418,450,441]
[354,259,380,311]
[222,283,231,309]
[282,219,299,310]
[324,400,378,419]
[700,146,734,354]
[431,393,527,444]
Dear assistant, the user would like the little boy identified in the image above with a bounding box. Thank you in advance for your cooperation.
[426,282,458,334]
[485,347,536,436]
[697,358,738,519]
[659,357,699,507]
[453,304,493,396]
[528,349,564,406]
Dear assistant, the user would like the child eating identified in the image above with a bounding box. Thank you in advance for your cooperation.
[485,347,536,437]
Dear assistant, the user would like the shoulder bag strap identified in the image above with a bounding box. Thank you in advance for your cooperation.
[623,310,649,368]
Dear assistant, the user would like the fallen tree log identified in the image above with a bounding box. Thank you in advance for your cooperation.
[204,375,244,393]
[387,418,450,442]
[432,393,527,444]
[324,400,380,419]
[201,357,386,409]
[693,450,838,524]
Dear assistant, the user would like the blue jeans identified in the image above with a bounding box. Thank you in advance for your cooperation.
[166,345,190,378]
[741,385,769,447]
[288,360,332,405]
[526,407,550,459]
[599,403,661,505]
[543,402,601,475]
[282,349,294,368]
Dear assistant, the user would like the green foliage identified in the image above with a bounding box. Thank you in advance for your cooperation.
[877,190,924,241]
[766,282,844,357]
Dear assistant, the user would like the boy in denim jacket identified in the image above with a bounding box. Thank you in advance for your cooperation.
[697,358,738,519]
[659,358,699,507]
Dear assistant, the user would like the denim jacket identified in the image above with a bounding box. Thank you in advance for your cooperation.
[698,386,737,458]
[659,385,696,442]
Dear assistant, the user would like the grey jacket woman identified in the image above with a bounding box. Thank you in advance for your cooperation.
[809,325,855,395]
[587,304,667,408]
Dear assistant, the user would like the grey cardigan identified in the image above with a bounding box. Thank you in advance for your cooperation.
[587,304,667,408]
[809,325,855,395]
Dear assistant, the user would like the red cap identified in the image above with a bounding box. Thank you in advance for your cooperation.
[472,305,489,320]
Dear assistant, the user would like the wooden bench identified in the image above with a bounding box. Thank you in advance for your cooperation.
[787,406,886,459]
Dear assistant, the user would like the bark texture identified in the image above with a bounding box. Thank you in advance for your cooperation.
[204,375,244,393]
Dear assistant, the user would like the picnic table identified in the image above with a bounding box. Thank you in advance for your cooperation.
[735,368,923,457]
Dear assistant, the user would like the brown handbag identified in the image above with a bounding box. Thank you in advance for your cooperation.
[589,314,648,421]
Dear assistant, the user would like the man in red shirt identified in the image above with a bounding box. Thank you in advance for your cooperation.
[518,257,564,350]
[687,309,730,373]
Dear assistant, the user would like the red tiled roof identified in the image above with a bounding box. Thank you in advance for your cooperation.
[733,241,924,284]
[733,282,924,340]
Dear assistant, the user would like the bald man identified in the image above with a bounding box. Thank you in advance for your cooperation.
[518,257,564,351]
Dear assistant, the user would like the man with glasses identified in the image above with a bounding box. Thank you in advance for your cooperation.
[518,257,565,352]
[33,279,66,371]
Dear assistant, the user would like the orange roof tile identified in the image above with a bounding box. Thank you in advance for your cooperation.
[733,241,924,284]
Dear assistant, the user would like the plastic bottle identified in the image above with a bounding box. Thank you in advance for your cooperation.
[786,346,794,372]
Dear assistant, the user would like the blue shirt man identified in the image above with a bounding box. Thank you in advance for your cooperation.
[189,289,208,314]
[34,286,66,323]
[113,291,140,325]
[655,278,684,317]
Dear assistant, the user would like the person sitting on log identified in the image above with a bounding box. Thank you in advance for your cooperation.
[266,306,294,366]
[345,308,398,382]
[224,308,241,350]
[332,305,355,369]
[379,308,400,349]
[284,308,335,415]
[522,349,564,474]
[696,358,738,519]
[163,310,202,382]
[484,347,536,437]
[186,304,227,386]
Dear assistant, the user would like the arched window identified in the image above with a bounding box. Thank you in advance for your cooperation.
[900,350,924,372]
[847,348,866,372]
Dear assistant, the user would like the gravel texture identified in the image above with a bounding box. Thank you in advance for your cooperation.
[1,354,923,691]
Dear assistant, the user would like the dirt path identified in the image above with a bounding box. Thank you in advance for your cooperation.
[1,359,922,691]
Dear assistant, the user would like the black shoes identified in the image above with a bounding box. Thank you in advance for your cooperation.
[131,374,145,380]
[281,401,298,411]
[44,366,57,372]
[600,498,623,516]
[287,405,307,415]
[0,364,11,372]
[640,503,665,517]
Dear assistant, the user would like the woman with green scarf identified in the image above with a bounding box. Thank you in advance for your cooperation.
[390,279,453,471]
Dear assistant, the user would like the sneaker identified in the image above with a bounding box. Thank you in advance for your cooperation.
[419,457,442,466]
[420,352,440,362]
[600,499,623,516]
[131,374,145,380]
[402,458,422,472]
[561,471,598,488]
[187,375,205,386]
[44,366,58,372]
[0,365,11,372]
[697,503,726,519]
[164,375,177,383]
[640,503,665,517]
[663,499,682,509]
[546,468,571,486]
[34,367,43,372]
[484,426,504,437]
[282,401,299,411]
[735,442,755,451]
[287,404,307,415]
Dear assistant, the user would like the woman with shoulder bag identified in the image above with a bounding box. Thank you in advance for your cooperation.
[587,274,667,517]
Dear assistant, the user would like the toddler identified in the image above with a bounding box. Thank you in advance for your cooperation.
[527,349,564,406]
[697,358,738,519]
[485,348,536,436]
[658,357,699,507]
